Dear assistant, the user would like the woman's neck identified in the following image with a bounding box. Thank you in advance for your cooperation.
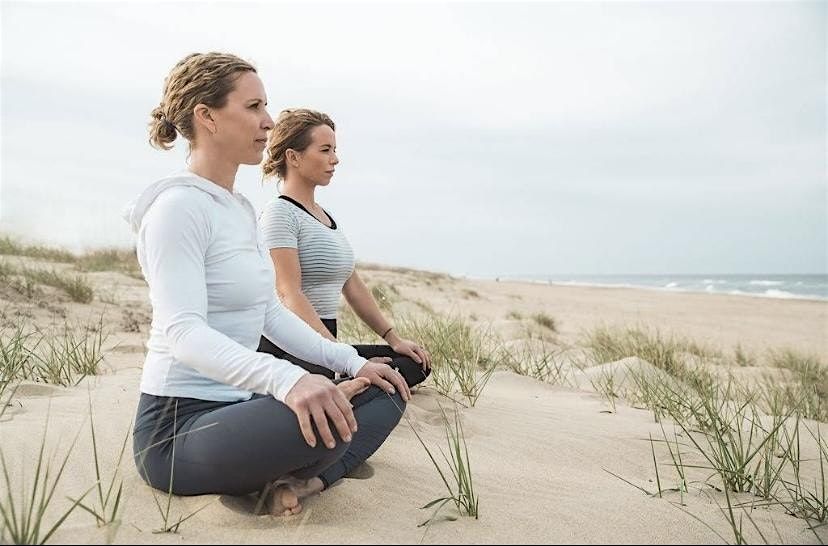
[188,150,239,193]
[281,176,317,209]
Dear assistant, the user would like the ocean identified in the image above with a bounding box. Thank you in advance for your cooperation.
[493,274,828,301]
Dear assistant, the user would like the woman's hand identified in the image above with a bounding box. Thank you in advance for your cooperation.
[355,360,411,402]
[389,337,431,371]
[284,374,366,449]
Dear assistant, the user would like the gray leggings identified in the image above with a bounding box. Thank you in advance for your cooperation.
[132,385,406,496]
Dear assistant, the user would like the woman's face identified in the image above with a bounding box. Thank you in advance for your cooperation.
[209,71,274,165]
[293,125,339,186]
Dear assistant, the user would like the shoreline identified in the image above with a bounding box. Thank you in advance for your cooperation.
[457,274,828,303]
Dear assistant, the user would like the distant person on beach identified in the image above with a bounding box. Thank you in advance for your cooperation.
[124,52,410,516]
[256,108,432,389]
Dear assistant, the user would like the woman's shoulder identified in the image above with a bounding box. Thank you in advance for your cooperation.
[262,195,299,214]
[260,196,301,228]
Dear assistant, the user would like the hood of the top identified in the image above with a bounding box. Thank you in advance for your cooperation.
[121,171,232,233]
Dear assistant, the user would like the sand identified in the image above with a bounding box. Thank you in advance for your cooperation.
[1,257,826,544]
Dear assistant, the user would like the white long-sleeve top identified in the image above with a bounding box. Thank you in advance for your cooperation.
[122,171,367,402]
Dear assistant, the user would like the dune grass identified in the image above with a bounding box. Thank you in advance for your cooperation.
[69,393,128,529]
[0,407,94,545]
[610,362,828,543]
[0,260,94,304]
[588,367,621,413]
[0,237,76,264]
[589,324,828,542]
[74,249,139,275]
[389,395,479,529]
[500,337,574,386]
[0,314,107,387]
[369,282,399,313]
[422,404,479,523]
[581,325,690,378]
[396,312,498,407]
[531,312,557,332]
[337,304,377,344]
[462,289,480,299]
[0,235,140,279]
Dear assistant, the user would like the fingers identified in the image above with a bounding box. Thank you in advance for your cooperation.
[403,347,423,365]
[296,407,317,448]
[384,367,411,401]
[310,406,337,449]
[412,346,430,369]
[332,390,359,435]
[337,378,370,400]
[325,397,355,445]
[372,375,397,396]
[286,375,361,450]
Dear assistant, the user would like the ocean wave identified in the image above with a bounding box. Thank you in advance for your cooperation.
[538,280,827,301]
[749,280,784,286]
[763,289,809,299]
[664,282,679,288]
[703,279,728,284]
[724,289,823,301]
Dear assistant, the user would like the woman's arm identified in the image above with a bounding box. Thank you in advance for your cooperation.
[262,293,410,400]
[341,271,393,340]
[342,271,431,368]
[270,247,337,341]
[141,189,308,402]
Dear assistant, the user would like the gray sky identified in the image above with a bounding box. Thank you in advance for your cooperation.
[1,1,825,276]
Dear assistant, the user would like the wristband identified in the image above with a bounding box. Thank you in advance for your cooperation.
[381,326,394,340]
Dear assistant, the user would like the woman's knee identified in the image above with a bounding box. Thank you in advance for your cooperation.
[394,358,429,388]
[369,390,406,432]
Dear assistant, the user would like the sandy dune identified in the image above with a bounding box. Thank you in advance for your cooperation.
[1,258,826,544]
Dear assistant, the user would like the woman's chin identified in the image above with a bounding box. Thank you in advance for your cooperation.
[243,153,266,166]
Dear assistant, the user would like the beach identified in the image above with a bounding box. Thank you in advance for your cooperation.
[1,252,827,544]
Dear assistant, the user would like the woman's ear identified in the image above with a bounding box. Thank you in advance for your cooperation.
[193,103,216,135]
[286,149,300,167]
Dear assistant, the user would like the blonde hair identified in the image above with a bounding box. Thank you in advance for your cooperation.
[262,109,335,180]
[148,52,256,150]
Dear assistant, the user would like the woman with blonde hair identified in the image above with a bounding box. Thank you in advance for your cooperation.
[257,108,431,390]
[125,52,409,516]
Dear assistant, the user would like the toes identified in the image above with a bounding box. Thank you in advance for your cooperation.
[270,484,301,516]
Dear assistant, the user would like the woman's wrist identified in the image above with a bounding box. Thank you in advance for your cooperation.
[382,327,401,345]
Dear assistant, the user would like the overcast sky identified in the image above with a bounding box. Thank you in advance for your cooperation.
[1,1,825,277]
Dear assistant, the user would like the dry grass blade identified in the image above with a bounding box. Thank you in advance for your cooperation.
[386,395,479,528]
[68,392,130,528]
[0,404,95,544]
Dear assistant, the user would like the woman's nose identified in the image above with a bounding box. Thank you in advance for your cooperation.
[332,153,339,165]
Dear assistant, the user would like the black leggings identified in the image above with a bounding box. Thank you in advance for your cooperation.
[133,385,405,496]
[257,318,430,388]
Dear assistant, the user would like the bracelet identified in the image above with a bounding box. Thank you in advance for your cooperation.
[381,326,394,340]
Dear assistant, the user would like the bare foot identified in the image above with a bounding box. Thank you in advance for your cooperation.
[268,477,325,516]
[269,482,302,516]
[337,377,370,400]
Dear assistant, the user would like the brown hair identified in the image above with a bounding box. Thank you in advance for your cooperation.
[262,109,335,180]
[148,52,256,150]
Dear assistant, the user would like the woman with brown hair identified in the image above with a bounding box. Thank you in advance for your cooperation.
[257,108,432,390]
[125,53,409,516]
